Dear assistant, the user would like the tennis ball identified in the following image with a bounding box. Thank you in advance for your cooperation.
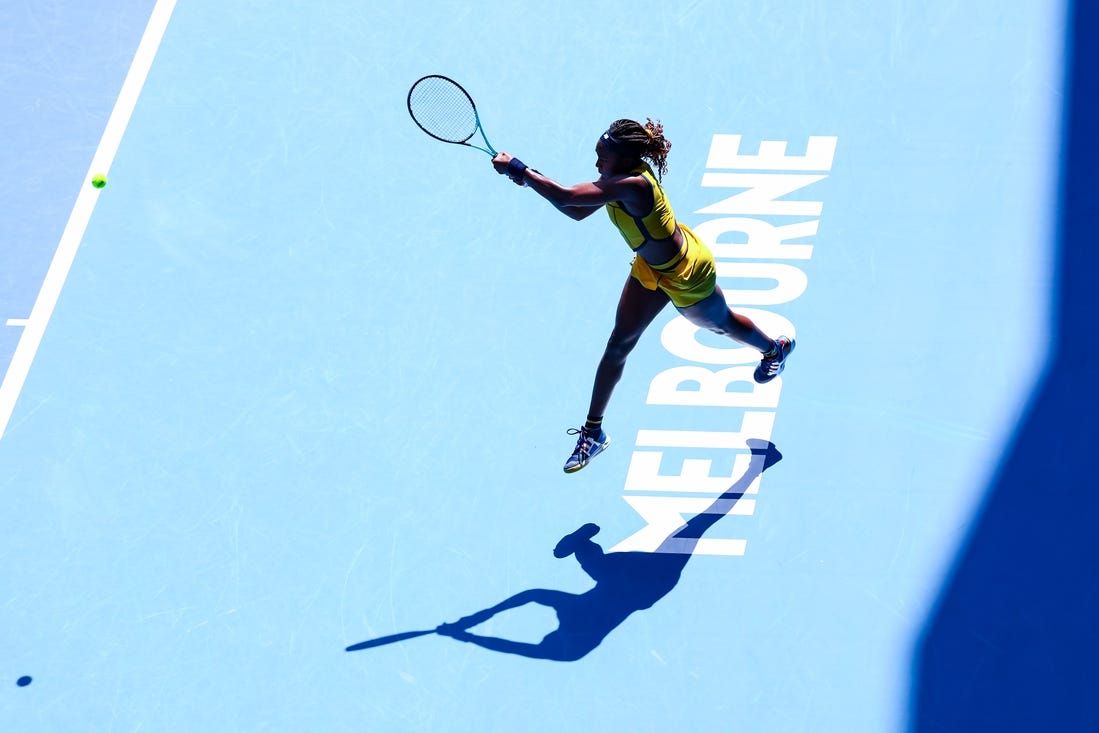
[91,174,107,189]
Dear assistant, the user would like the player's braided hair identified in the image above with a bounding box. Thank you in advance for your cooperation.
[606,118,672,180]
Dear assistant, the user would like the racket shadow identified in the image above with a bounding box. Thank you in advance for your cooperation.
[345,629,435,653]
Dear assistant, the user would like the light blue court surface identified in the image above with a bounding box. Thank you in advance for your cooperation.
[3,1,1097,731]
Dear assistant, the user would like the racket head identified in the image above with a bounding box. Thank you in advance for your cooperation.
[407,75,495,154]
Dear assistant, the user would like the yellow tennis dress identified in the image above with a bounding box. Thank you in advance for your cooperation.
[605,164,717,308]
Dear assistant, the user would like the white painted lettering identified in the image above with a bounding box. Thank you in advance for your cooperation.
[692,217,817,260]
[616,132,836,558]
[609,495,752,556]
[704,134,838,171]
[624,450,765,494]
[697,173,827,216]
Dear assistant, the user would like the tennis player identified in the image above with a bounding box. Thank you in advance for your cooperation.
[492,119,793,474]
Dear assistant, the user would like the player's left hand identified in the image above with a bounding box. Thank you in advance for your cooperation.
[491,152,513,175]
[493,152,527,186]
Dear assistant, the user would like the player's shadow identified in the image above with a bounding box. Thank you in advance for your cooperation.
[433,438,781,661]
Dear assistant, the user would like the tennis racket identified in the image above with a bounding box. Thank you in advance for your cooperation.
[407,75,498,155]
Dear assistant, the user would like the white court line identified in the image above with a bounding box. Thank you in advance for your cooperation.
[0,0,178,442]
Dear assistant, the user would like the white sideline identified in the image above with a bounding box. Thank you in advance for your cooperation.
[0,0,178,442]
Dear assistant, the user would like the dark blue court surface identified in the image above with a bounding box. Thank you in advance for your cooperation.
[911,1,1099,731]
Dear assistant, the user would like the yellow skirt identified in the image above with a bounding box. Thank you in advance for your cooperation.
[629,224,717,308]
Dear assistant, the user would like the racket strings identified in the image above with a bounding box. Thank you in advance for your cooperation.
[408,77,479,143]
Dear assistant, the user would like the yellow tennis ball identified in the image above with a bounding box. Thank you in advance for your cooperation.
[91,174,107,189]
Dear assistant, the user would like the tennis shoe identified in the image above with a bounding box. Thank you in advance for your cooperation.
[754,336,795,384]
[563,426,610,473]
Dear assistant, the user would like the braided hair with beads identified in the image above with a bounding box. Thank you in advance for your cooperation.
[600,118,672,180]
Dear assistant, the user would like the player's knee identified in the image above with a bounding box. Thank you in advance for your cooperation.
[682,307,737,340]
[605,332,640,360]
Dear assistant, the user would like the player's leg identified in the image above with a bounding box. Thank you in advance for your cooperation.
[676,285,794,383]
[564,275,670,473]
[589,275,670,419]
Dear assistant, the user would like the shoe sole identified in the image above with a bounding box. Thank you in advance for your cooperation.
[563,436,611,473]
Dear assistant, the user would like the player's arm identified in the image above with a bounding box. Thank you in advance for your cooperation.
[491,152,645,220]
[551,200,603,221]
[525,174,623,221]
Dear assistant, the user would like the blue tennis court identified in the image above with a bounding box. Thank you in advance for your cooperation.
[3,1,1096,731]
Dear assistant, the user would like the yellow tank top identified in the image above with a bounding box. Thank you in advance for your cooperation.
[605,163,677,250]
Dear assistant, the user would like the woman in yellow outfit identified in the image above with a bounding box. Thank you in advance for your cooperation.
[492,118,794,473]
